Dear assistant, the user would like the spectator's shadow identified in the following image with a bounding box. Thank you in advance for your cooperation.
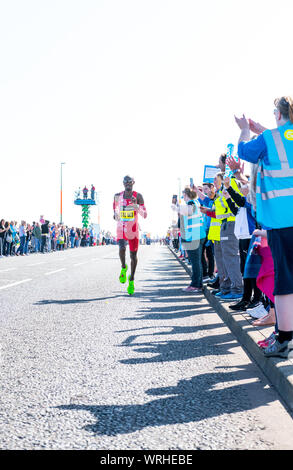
[34,295,127,305]
[118,330,237,365]
[56,367,271,436]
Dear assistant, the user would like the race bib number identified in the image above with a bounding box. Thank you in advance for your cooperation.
[120,210,135,221]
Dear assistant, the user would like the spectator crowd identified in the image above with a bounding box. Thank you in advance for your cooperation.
[0,216,100,257]
[169,95,293,360]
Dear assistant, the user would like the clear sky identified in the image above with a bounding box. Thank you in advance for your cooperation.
[1,0,292,236]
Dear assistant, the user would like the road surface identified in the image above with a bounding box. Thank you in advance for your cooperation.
[0,245,293,449]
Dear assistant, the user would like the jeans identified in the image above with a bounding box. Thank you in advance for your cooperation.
[24,239,29,254]
[186,239,205,288]
[3,240,11,256]
[0,237,3,256]
[35,238,41,252]
[18,236,26,255]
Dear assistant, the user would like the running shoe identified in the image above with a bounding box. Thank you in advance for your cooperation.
[207,276,219,289]
[182,286,202,293]
[220,292,243,300]
[119,264,128,284]
[211,289,221,296]
[182,286,197,292]
[215,291,229,298]
[258,331,277,349]
[264,339,293,359]
[127,276,135,295]
[229,300,249,311]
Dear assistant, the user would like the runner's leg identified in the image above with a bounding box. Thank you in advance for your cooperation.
[129,250,138,281]
[119,246,126,269]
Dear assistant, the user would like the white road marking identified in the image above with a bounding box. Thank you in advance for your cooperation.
[0,268,16,273]
[44,268,66,276]
[73,262,88,266]
[0,279,32,290]
[28,262,46,266]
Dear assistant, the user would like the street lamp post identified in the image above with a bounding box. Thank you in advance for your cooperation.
[60,162,66,224]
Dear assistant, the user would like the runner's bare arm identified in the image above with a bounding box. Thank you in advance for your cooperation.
[136,193,147,219]
[113,193,120,220]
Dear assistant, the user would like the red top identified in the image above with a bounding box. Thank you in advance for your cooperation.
[113,191,147,241]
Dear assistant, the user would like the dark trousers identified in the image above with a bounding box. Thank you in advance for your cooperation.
[3,240,11,256]
[239,238,262,302]
[186,239,205,288]
[41,235,48,253]
[17,236,26,255]
[201,238,215,277]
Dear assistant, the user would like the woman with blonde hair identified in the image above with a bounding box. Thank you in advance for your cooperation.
[235,96,293,359]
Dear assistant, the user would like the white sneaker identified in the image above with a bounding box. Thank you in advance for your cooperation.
[248,304,268,319]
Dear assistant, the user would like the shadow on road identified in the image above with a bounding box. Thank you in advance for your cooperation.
[56,366,271,436]
[55,251,274,437]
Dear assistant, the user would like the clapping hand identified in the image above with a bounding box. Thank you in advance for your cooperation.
[195,185,205,200]
[223,176,230,189]
[226,156,244,174]
[252,229,267,238]
[248,119,267,135]
[222,189,230,200]
[234,114,249,130]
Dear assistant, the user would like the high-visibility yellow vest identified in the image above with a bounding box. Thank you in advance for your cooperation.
[216,178,243,223]
[208,214,221,241]
[230,177,242,196]
[207,178,242,241]
[215,191,235,223]
[207,194,223,242]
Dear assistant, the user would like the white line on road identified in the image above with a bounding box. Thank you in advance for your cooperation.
[28,262,46,266]
[73,262,88,266]
[44,268,66,276]
[0,279,32,290]
[0,268,16,273]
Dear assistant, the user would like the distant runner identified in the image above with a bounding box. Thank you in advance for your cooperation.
[113,176,147,295]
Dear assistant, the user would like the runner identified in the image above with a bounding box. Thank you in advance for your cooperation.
[113,176,147,295]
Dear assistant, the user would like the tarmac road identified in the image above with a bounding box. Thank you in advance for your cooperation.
[0,244,293,450]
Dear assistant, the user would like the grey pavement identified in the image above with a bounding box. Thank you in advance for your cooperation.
[0,245,293,450]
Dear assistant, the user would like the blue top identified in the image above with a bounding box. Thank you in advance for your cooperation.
[238,134,273,230]
[198,195,214,233]
[238,134,270,165]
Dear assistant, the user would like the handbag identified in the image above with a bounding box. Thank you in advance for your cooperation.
[234,207,251,240]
